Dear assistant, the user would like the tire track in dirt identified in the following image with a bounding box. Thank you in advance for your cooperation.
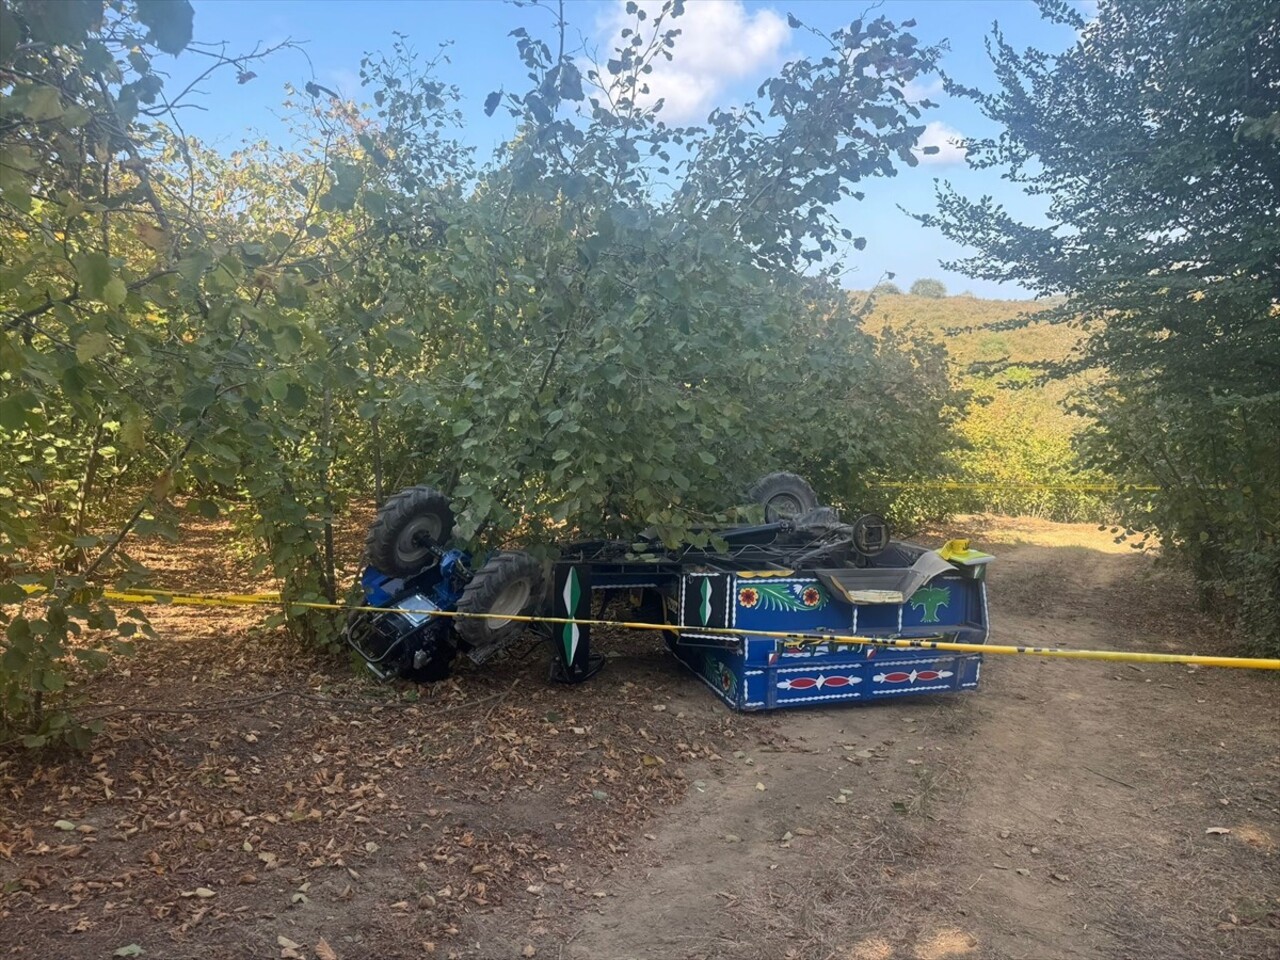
[945,534,1280,960]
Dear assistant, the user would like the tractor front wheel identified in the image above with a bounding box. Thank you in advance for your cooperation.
[748,472,820,523]
[455,551,544,659]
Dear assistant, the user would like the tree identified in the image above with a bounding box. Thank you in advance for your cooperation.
[909,278,946,298]
[920,0,1280,651]
[872,281,902,296]
[1,1,964,744]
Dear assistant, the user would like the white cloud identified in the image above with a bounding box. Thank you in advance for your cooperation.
[596,0,790,123]
[902,76,944,103]
[914,121,968,165]
[325,68,362,99]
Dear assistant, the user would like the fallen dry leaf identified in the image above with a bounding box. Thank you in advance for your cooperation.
[315,938,338,960]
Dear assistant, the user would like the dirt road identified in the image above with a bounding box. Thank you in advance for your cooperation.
[1,517,1276,959]
[552,518,1280,960]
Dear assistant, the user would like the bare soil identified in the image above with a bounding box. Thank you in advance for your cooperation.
[2,516,1277,960]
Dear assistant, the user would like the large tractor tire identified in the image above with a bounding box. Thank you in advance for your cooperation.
[748,472,820,523]
[455,551,544,659]
[365,485,454,575]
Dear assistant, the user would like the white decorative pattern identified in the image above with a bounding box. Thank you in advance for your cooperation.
[776,674,862,691]
[872,669,954,684]
[871,684,954,695]
[868,658,960,668]
[562,573,579,663]
[774,690,868,705]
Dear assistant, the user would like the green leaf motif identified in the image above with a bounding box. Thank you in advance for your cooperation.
[737,582,829,612]
[908,587,950,624]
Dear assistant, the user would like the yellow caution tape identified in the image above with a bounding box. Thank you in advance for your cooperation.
[20,584,281,603]
[867,481,1161,492]
[12,585,1274,672]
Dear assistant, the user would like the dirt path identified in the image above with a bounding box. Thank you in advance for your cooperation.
[1,517,1276,960]
[559,518,1280,960]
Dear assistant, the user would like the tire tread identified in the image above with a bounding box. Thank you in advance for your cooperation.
[365,485,454,574]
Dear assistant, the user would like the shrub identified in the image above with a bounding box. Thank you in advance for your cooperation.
[909,278,947,298]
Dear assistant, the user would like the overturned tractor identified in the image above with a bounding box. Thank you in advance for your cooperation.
[345,473,993,711]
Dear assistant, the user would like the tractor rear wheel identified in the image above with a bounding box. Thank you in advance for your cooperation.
[748,472,820,523]
[455,551,544,658]
[365,485,454,575]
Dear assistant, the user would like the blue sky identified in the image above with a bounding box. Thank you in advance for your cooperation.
[167,0,1087,298]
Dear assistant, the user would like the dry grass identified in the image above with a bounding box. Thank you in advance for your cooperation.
[923,514,1137,554]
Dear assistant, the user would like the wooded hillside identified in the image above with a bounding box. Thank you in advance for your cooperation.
[859,292,1108,520]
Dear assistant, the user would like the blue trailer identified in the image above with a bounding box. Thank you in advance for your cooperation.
[665,545,990,711]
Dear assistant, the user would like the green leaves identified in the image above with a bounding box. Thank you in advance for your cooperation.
[73,252,112,300]
[9,85,66,122]
[21,0,101,47]
[75,331,112,362]
[0,0,966,751]
[320,160,363,212]
[923,0,1280,654]
[0,5,20,65]
[103,277,128,308]
[0,390,37,430]
[135,0,195,56]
